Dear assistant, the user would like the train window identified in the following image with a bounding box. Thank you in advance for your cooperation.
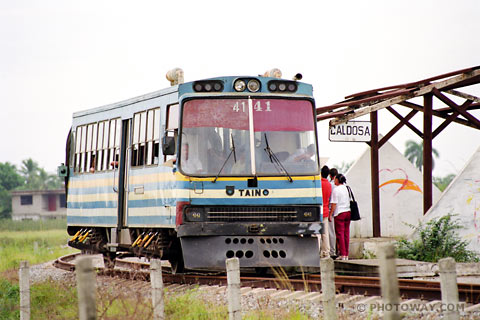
[103,120,110,171]
[132,110,158,167]
[167,104,179,130]
[146,109,154,165]
[80,126,87,172]
[97,121,105,171]
[114,119,121,168]
[153,108,160,164]
[74,126,82,173]
[108,119,116,170]
[165,104,179,163]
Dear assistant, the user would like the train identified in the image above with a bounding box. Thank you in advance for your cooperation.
[59,68,323,272]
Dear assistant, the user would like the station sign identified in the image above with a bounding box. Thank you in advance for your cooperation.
[329,121,371,142]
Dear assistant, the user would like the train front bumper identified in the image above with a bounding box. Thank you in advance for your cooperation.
[180,234,320,269]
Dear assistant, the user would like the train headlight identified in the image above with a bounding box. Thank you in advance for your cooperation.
[234,79,246,92]
[247,79,260,92]
[184,207,206,222]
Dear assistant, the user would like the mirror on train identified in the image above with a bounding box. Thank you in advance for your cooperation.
[162,135,176,155]
[57,164,68,177]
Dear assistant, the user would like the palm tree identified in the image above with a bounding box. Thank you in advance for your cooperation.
[404,140,439,171]
[18,158,62,190]
[19,158,41,189]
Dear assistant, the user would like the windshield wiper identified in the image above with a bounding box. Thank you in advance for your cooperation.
[263,133,293,183]
[213,134,236,183]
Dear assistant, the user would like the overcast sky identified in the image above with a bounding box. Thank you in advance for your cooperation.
[1,0,479,177]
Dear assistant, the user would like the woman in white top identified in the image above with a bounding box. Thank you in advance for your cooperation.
[330,174,351,260]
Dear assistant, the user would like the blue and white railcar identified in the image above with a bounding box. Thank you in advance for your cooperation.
[62,69,323,271]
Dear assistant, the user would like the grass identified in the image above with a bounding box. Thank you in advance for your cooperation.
[0,218,67,232]
[0,279,315,320]
[0,219,315,319]
[0,221,77,272]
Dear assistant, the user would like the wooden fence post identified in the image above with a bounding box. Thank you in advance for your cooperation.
[439,257,460,320]
[226,258,241,320]
[320,257,337,320]
[150,259,164,320]
[76,255,97,320]
[378,244,401,320]
[19,260,30,320]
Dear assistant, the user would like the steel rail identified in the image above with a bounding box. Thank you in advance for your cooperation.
[54,253,480,303]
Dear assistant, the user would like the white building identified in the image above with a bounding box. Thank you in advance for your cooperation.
[417,146,480,254]
[10,189,66,220]
[345,140,441,238]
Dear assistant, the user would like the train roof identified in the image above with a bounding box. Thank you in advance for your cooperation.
[72,75,313,124]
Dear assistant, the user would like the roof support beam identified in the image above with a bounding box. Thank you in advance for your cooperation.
[380,108,419,148]
[399,101,478,129]
[433,100,473,139]
[423,94,433,214]
[432,88,480,129]
[370,111,381,237]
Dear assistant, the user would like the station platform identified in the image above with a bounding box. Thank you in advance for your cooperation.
[330,237,480,279]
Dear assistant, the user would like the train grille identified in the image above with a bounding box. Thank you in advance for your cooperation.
[206,207,298,222]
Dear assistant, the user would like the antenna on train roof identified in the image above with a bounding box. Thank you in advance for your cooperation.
[166,68,184,86]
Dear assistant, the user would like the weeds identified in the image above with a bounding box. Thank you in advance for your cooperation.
[396,214,479,262]
[0,229,77,272]
[0,218,66,231]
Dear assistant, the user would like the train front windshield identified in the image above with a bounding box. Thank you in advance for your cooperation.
[180,98,318,176]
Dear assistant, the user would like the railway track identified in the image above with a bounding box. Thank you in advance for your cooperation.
[54,253,480,304]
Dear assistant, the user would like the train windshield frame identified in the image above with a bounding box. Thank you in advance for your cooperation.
[179,97,319,177]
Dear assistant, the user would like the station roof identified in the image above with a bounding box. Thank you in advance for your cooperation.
[316,66,480,128]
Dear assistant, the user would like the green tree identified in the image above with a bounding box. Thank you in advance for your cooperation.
[433,173,456,192]
[0,162,23,218]
[18,158,62,190]
[334,161,354,174]
[404,140,439,171]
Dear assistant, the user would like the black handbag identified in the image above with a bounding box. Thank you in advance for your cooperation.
[347,186,360,221]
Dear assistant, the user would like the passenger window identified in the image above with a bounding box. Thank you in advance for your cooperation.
[131,108,160,167]
[165,104,179,162]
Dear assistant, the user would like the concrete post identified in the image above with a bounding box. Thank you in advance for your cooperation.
[19,260,30,320]
[439,257,460,320]
[226,258,241,320]
[150,259,164,320]
[378,244,401,320]
[320,257,337,320]
[76,256,97,320]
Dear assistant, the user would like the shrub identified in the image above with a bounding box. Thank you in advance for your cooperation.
[396,214,479,263]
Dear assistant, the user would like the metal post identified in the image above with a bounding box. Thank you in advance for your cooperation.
[150,259,165,320]
[378,244,401,320]
[423,93,433,214]
[76,256,97,320]
[439,257,460,320]
[19,261,30,320]
[226,258,241,320]
[370,111,381,237]
[320,257,337,320]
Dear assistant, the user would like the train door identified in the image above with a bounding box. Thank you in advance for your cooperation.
[125,108,162,228]
[116,119,130,230]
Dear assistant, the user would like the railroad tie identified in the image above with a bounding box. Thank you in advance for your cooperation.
[465,303,480,313]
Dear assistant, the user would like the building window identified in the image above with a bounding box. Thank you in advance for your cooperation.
[59,194,67,208]
[20,195,33,205]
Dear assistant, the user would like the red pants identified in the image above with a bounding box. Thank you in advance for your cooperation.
[334,211,351,257]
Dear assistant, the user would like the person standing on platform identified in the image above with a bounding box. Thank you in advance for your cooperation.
[330,174,351,260]
[320,165,332,258]
[328,167,338,258]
